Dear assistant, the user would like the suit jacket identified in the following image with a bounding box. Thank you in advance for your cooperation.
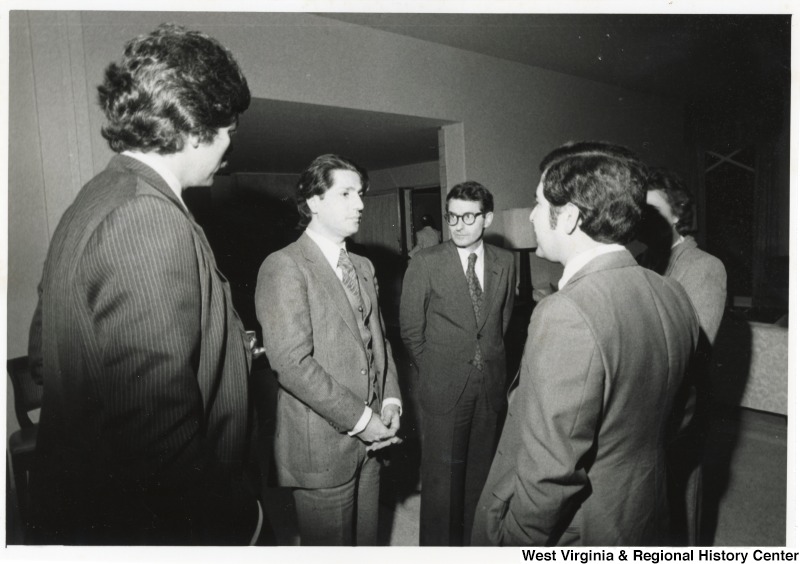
[399,240,515,414]
[255,233,401,489]
[666,236,727,346]
[27,155,256,545]
[473,250,698,546]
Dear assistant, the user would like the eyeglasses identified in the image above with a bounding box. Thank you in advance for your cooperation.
[444,212,485,226]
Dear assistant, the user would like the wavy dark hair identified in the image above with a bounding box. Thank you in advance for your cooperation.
[98,23,250,154]
[446,180,494,214]
[296,154,369,227]
[646,167,694,235]
[539,141,648,244]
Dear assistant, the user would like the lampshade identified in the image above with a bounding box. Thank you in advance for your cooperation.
[496,207,536,250]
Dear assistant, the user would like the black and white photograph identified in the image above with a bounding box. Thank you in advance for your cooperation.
[2,1,795,558]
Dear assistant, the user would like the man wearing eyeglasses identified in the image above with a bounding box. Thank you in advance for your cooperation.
[400,181,516,546]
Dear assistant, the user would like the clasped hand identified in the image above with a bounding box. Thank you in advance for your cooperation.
[246,330,266,358]
[358,405,402,452]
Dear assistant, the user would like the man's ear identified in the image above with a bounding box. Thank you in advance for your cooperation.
[560,203,582,235]
[306,195,321,214]
[187,133,202,149]
[483,211,494,230]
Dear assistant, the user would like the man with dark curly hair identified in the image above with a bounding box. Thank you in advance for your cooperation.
[473,142,699,546]
[27,23,259,545]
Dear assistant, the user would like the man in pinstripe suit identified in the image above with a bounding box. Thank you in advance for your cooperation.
[27,24,259,545]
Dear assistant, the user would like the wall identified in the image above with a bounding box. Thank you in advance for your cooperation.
[7,11,688,357]
[370,161,439,193]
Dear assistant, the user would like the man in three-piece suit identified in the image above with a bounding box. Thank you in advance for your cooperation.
[472,142,699,546]
[27,24,259,545]
[400,181,516,546]
[255,154,402,546]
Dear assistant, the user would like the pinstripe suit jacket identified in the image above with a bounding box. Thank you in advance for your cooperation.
[27,155,256,545]
[255,233,401,489]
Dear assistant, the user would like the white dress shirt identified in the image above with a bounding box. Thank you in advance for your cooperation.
[455,241,485,290]
[305,228,401,435]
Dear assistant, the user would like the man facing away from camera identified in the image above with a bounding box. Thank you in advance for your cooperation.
[27,24,260,545]
[472,142,699,546]
[255,154,402,546]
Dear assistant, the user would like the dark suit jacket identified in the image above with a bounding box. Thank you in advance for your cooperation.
[473,250,698,546]
[399,240,516,414]
[255,233,401,489]
[27,155,256,545]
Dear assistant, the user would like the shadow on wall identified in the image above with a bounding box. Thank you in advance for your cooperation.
[348,240,407,332]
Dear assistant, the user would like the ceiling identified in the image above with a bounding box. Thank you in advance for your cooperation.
[323,13,790,102]
[227,99,450,173]
[227,13,790,175]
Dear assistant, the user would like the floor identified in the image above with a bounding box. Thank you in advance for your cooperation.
[257,403,787,547]
[7,341,789,547]
[700,406,787,546]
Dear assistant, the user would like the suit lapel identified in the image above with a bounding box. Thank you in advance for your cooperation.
[298,234,362,343]
[352,256,374,320]
[478,245,503,329]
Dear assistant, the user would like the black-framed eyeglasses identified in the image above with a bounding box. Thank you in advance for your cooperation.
[444,212,485,226]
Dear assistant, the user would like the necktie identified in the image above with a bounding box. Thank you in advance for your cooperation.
[467,252,484,370]
[338,248,375,400]
[338,248,364,311]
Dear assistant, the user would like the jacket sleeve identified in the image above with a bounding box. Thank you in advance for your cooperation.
[682,256,727,345]
[496,295,602,545]
[398,254,430,366]
[255,250,367,431]
[502,253,517,334]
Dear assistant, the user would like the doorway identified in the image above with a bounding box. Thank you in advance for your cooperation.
[401,185,443,258]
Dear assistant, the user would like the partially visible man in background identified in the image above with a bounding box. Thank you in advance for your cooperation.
[642,168,727,544]
[644,168,727,347]
[409,214,442,258]
[28,23,259,545]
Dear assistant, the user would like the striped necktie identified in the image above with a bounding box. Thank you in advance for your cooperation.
[338,248,363,305]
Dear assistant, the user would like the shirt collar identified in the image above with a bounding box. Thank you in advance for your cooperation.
[305,227,347,272]
[671,234,686,249]
[455,240,485,262]
[122,151,185,210]
[558,243,626,290]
